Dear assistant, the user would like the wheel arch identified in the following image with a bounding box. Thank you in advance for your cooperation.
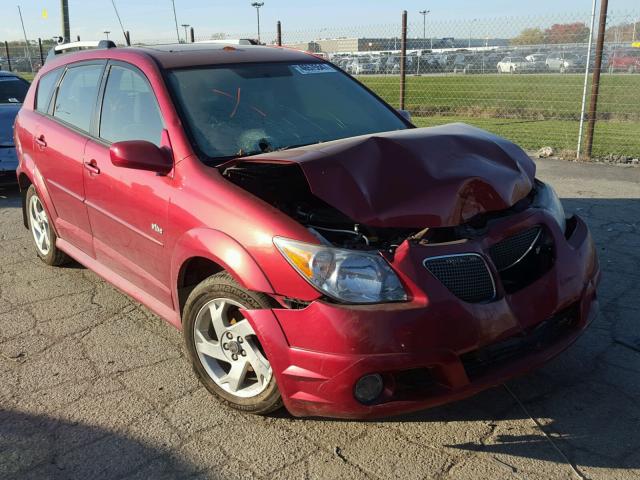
[17,172,32,229]
[172,228,275,320]
[17,148,60,232]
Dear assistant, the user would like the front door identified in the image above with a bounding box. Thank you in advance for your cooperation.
[83,62,173,307]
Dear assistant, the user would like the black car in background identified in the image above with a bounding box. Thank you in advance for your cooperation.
[0,71,29,181]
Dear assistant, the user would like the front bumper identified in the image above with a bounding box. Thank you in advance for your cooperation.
[245,212,600,419]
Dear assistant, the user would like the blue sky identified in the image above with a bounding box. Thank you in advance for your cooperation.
[1,0,638,42]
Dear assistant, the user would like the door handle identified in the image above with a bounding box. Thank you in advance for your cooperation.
[84,160,100,175]
[35,135,47,148]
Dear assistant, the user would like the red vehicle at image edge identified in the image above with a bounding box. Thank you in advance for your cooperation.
[14,41,600,419]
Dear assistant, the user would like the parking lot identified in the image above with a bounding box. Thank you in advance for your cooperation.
[1,157,639,480]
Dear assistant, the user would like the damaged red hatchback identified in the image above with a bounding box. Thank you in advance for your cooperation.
[14,43,600,418]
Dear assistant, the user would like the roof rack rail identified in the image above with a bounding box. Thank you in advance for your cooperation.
[46,39,117,62]
[196,39,260,46]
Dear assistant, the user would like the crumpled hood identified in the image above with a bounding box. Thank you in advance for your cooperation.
[239,123,536,228]
[0,104,20,147]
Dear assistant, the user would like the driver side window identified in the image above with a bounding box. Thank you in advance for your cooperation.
[99,65,164,146]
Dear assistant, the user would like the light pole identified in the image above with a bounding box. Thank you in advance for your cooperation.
[419,10,430,49]
[181,24,190,43]
[468,19,477,49]
[251,2,264,43]
[103,30,111,40]
[60,0,70,43]
[170,0,180,43]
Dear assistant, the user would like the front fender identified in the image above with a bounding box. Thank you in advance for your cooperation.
[171,227,275,308]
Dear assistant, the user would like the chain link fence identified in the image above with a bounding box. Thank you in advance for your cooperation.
[2,10,639,161]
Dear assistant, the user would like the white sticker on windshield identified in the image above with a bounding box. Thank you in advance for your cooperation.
[292,64,336,75]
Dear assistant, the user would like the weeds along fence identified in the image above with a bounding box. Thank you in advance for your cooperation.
[2,10,639,161]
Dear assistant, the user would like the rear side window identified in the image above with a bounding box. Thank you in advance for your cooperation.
[36,69,62,113]
[0,76,29,103]
[99,65,164,146]
[54,64,103,132]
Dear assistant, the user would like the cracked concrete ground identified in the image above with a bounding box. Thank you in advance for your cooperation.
[1,158,639,480]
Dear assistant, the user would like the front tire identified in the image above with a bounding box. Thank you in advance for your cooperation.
[26,185,69,266]
[183,272,282,415]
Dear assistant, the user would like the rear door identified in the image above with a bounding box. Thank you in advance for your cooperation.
[34,62,106,255]
[83,62,173,307]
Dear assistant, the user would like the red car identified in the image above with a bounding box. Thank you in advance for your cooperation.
[608,49,640,73]
[14,42,600,419]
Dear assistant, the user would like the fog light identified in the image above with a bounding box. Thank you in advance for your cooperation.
[354,373,384,404]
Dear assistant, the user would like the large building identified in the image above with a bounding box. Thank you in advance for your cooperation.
[286,37,508,53]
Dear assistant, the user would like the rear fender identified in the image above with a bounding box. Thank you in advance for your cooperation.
[17,156,59,235]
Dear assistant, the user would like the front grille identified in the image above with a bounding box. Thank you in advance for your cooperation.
[423,254,495,303]
[489,226,542,272]
[461,303,579,381]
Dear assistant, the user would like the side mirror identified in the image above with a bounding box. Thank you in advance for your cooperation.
[397,109,412,122]
[110,140,173,175]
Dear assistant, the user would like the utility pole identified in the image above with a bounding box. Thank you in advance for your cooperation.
[585,0,609,159]
[103,30,111,40]
[60,0,70,43]
[419,10,430,49]
[17,6,34,72]
[111,0,128,45]
[181,24,190,43]
[251,2,264,44]
[577,0,598,160]
[170,0,180,43]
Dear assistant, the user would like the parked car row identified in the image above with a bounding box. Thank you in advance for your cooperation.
[328,47,638,75]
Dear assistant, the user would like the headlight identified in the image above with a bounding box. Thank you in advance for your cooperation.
[533,181,566,233]
[273,237,407,304]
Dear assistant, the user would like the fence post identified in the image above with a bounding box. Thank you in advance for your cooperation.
[584,0,609,159]
[38,38,44,66]
[399,10,407,110]
[4,42,11,72]
[576,0,597,160]
[277,21,282,46]
[125,30,131,46]
[190,27,195,43]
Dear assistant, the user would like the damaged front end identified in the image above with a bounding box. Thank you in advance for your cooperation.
[220,125,566,305]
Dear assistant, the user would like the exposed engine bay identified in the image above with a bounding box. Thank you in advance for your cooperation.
[221,161,538,252]
[222,162,417,250]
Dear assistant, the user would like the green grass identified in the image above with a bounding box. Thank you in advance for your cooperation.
[360,73,640,158]
[412,115,640,159]
[17,72,34,82]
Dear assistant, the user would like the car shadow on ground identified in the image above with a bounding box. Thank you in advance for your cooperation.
[0,409,203,479]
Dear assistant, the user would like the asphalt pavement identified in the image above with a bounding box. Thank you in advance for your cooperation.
[1,158,639,480]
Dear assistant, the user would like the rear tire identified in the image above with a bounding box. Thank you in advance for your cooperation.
[26,185,69,266]
[183,272,283,415]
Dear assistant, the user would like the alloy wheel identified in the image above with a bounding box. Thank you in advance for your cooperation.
[29,195,51,256]
[193,298,272,398]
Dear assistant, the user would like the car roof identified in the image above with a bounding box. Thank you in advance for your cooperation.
[0,71,20,78]
[44,43,318,71]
